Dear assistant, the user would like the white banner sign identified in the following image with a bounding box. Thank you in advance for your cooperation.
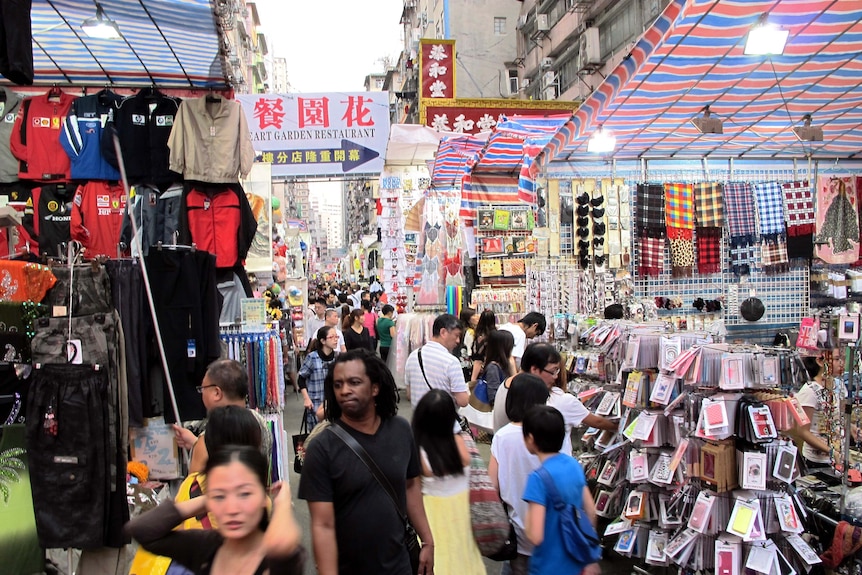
[237,92,390,177]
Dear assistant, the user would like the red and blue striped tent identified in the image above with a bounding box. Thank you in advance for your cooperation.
[533,0,862,168]
[430,135,486,189]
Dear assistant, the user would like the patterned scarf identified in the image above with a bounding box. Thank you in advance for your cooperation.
[664,182,694,238]
[816,176,860,264]
[638,236,664,277]
[754,181,787,239]
[696,228,722,274]
[668,227,694,277]
[724,182,758,239]
[782,180,814,236]
[694,182,724,228]
[760,236,789,273]
[636,183,666,238]
[730,241,756,276]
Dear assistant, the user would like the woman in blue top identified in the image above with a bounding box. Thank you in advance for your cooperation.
[522,405,600,575]
[298,326,338,429]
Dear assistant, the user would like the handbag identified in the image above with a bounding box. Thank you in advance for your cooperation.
[537,467,602,564]
[292,409,311,474]
[462,432,514,557]
[418,350,473,436]
[329,423,421,575]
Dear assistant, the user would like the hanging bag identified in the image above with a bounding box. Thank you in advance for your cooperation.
[292,409,310,474]
[536,467,602,564]
[462,431,516,558]
[329,423,421,575]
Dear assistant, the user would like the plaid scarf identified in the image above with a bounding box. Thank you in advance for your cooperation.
[760,237,789,273]
[696,227,722,274]
[636,183,666,238]
[724,182,758,240]
[782,180,814,236]
[664,182,694,237]
[730,238,756,276]
[754,181,786,239]
[638,236,664,277]
[694,182,724,228]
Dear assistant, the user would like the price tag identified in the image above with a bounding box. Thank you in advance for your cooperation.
[67,339,82,364]
[187,340,196,358]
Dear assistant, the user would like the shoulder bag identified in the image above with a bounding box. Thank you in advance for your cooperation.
[292,409,310,474]
[462,432,517,559]
[418,349,474,435]
[536,466,602,564]
[328,423,421,575]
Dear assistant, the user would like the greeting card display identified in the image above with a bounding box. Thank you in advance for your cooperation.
[478,209,495,230]
[493,209,511,230]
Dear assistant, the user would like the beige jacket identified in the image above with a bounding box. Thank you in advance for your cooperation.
[168,97,254,183]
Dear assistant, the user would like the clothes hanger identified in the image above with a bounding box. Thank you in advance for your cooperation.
[205,89,222,104]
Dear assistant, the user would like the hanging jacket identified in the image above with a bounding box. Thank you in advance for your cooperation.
[168,96,255,183]
[59,89,122,181]
[102,89,181,185]
[0,87,23,183]
[119,183,182,256]
[23,183,75,257]
[10,91,76,181]
[178,182,257,269]
[71,180,127,258]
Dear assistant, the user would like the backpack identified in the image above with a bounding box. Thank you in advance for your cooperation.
[536,466,602,564]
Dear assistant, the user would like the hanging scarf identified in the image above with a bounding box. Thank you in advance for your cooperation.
[782,180,815,236]
[694,182,724,228]
[696,227,722,274]
[816,176,860,264]
[638,236,665,277]
[636,183,665,238]
[724,182,757,275]
[754,181,787,239]
[760,236,789,273]
[667,227,694,277]
[664,182,694,238]
[730,241,756,276]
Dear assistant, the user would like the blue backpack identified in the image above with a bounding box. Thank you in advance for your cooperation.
[537,466,603,564]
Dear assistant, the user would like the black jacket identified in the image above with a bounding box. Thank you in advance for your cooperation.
[102,89,181,185]
[23,183,75,258]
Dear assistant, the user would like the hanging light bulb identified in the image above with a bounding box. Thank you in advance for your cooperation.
[744,15,788,56]
[81,4,122,40]
[587,125,616,154]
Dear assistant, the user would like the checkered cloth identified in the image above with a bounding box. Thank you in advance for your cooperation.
[638,235,664,277]
[760,237,789,271]
[782,180,814,236]
[636,183,666,237]
[754,181,786,238]
[730,238,756,276]
[664,182,694,234]
[694,182,724,228]
[696,227,722,274]
[724,182,758,239]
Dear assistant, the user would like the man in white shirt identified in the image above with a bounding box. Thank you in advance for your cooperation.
[499,312,547,369]
[305,298,328,346]
[404,313,469,408]
[324,309,347,353]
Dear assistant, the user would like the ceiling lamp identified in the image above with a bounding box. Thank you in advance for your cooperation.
[81,4,122,40]
[691,105,723,134]
[792,114,823,142]
[587,125,616,154]
[744,15,788,56]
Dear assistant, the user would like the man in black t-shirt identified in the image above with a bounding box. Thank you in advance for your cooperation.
[298,349,435,575]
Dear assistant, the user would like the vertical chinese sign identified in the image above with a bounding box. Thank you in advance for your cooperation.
[236,92,391,177]
[419,39,456,100]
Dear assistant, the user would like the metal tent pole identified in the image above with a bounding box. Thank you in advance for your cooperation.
[111,135,182,425]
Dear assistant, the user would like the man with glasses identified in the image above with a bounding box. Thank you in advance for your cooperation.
[499,312,548,369]
[493,343,617,452]
[172,359,272,472]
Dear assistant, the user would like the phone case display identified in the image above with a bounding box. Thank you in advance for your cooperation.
[11,91,76,182]
[475,205,536,279]
[580,326,824,575]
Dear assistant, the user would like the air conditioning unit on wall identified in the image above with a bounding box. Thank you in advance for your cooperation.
[536,13,549,31]
[541,57,554,69]
[580,27,602,66]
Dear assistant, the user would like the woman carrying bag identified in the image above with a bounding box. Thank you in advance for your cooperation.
[298,326,339,430]
[480,330,515,408]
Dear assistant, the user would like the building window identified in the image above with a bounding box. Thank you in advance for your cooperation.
[494,17,506,35]
[507,69,519,95]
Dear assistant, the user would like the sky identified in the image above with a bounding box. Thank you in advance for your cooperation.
[253,0,405,93]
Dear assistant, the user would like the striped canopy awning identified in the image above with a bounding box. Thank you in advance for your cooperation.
[430,135,486,188]
[473,114,572,173]
[535,0,862,165]
[20,0,226,87]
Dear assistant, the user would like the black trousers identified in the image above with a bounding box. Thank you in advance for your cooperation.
[0,0,33,85]
[26,364,109,548]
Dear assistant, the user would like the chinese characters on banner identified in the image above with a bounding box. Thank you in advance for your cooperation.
[236,92,390,177]
[422,101,577,135]
[419,39,456,100]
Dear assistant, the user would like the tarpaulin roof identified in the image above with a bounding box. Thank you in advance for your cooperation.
[430,134,487,188]
[535,0,862,166]
[472,114,572,174]
[22,0,226,87]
